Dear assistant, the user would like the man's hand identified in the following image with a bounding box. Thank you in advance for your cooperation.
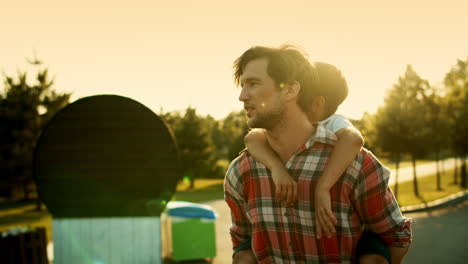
[233,249,257,264]
[271,165,297,206]
[315,187,337,238]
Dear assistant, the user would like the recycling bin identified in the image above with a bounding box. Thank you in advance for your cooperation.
[163,201,217,261]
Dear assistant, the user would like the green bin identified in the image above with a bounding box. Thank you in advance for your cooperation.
[164,201,217,261]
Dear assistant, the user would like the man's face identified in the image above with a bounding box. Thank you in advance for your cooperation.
[238,58,285,129]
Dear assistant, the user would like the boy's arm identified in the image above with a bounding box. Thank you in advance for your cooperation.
[315,126,364,237]
[244,129,297,205]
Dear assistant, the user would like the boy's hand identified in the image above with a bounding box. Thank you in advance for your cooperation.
[271,166,297,206]
[315,187,338,238]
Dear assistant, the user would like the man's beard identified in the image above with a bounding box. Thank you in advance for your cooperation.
[247,103,285,130]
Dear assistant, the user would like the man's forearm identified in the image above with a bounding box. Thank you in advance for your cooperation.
[389,246,409,264]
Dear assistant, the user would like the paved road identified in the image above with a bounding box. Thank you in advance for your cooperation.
[404,200,468,264]
[388,158,456,185]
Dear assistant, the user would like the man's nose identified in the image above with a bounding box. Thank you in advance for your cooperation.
[238,87,249,102]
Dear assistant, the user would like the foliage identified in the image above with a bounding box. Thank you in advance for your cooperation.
[161,108,248,187]
[0,60,70,199]
[444,57,468,187]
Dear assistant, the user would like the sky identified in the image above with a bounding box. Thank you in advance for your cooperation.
[1,0,467,120]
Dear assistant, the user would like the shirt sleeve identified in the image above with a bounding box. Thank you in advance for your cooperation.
[353,150,412,247]
[323,114,354,133]
[224,158,252,250]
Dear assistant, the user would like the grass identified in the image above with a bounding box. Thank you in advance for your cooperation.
[172,178,224,203]
[393,168,466,207]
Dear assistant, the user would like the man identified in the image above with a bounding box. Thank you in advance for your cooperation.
[224,45,412,263]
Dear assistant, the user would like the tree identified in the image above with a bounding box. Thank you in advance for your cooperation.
[419,85,450,191]
[170,107,216,189]
[397,66,433,197]
[373,66,432,197]
[0,60,70,200]
[219,111,249,161]
[372,82,407,199]
[444,58,468,188]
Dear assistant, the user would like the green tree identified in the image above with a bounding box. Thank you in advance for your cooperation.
[372,84,406,199]
[420,85,450,191]
[221,111,249,161]
[373,66,432,197]
[170,107,216,189]
[397,66,433,197]
[0,60,70,200]
[444,58,468,188]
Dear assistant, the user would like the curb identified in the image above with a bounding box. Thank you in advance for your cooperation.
[401,190,468,214]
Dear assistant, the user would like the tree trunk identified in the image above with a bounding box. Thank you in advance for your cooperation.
[454,157,459,184]
[23,181,30,200]
[461,155,467,189]
[441,157,445,175]
[189,178,195,190]
[412,155,419,197]
[436,152,441,191]
[35,198,42,211]
[394,153,400,200]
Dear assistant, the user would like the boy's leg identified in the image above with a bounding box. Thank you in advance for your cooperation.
[356,231,391,264]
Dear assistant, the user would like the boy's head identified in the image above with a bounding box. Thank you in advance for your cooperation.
[311,62,348,119]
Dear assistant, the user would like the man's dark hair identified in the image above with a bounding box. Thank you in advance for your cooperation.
[314,62,348,117]
[233,45,320,113]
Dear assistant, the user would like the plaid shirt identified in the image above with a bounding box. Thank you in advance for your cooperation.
[224,124,412,263]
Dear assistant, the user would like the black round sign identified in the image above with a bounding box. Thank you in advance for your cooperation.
[34,95,181,217]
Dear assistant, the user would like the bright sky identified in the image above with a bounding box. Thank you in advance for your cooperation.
[1,0,467,119]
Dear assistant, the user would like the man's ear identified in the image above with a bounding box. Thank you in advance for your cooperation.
[282,81,301,102]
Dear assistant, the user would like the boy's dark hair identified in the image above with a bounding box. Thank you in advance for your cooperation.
[315,62,348,117]
[233,45,320,113]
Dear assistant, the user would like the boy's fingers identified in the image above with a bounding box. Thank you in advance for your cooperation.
[318,210,330,235]
[321,210,335,234]
[325,208,338,225]
[315,214,322,238]
[281,186,288,201]
[286,185,294,206]
[292,183,298,202]
[276,185,282,200]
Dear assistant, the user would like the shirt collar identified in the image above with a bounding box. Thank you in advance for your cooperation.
[302,122,337,150]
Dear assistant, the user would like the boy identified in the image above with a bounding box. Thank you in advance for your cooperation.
[243,62,392,263]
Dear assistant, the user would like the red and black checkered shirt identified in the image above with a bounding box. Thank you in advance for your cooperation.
[224,124,412,263]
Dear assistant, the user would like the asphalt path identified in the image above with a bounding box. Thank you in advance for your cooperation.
[404,200,468,264]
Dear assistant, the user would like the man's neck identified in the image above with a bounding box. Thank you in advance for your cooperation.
[265,107,315,163]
